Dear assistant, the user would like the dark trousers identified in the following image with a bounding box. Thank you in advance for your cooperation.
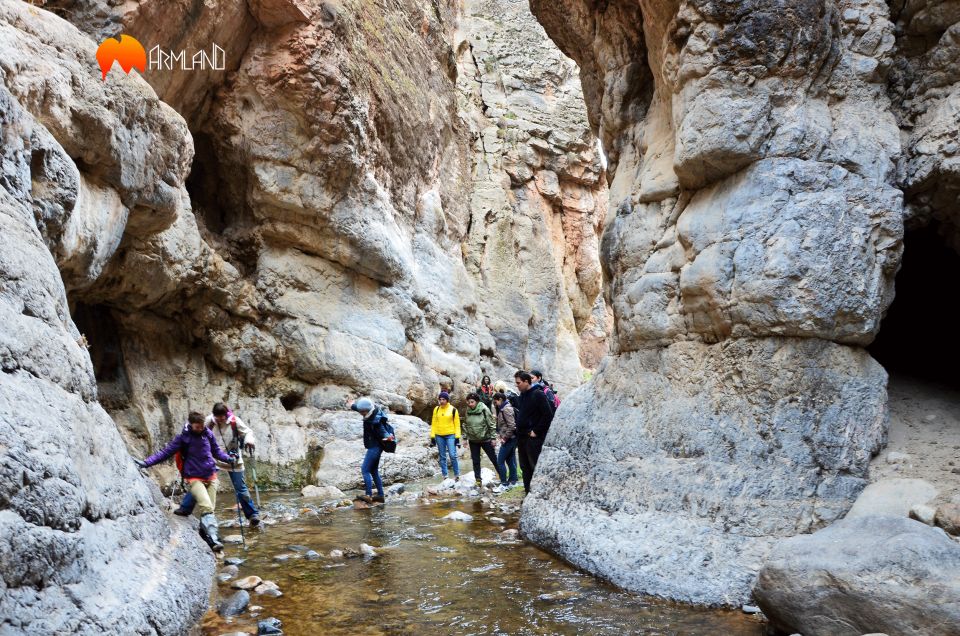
[517,435,544,493]
[361,446,384,497]
[497,436,518,484]
[469,440,502,482]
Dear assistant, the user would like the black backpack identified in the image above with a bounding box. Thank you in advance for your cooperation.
[378,414,397,453]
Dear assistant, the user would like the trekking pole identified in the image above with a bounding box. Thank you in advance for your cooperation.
[234,483,246,550]
[249,453,262,510]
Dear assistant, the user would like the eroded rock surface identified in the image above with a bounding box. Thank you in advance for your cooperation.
[754,516,960,636]
[37,0,608,489]
[0,2,212,632]
[521,0,903,606]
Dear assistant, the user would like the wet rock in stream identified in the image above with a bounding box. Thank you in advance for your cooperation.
[232,576,262,590]
[254,581,282,597]
[217,590,250,618]
[258,617,283,635]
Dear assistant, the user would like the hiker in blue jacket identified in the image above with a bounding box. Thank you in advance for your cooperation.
[347,397,394,504]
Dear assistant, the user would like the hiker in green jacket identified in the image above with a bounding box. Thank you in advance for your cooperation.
[463,393,505,488]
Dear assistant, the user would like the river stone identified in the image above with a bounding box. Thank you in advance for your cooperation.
[754,516,960,636]
[909,504,937,526]
[329,549,344,559]
[935,503,960,535]
[387,483,406,496]
[223,534,245,545]
[360,543,378,557]
[232,576,263,591]
[254,581,282,597]
[885,451,911,464]
[305,550,321,560]
[258,617,284,635]
[272,553,294,562]
[846,479,938,519]
[225,558,246,566]
[461,468,498,487]
[444,511,474,522]
[301,485,346,500]
[217,590,250,617]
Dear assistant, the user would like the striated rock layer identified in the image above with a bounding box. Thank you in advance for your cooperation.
[521,0,904,606]
[0,2,213,633]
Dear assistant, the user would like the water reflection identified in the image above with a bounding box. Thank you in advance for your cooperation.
[201,489,768,635]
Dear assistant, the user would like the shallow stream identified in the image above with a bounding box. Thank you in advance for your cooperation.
[200,487,767,635]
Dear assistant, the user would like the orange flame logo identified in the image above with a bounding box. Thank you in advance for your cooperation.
[96,35,146,80]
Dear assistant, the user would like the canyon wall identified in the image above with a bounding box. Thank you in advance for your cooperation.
[521,0,908,607]
[28,0,608,490]
[0,2,213,632]
[0,0,606,629]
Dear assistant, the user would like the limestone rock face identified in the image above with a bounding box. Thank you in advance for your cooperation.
[455,0,609,376]
[521,0,903,606]
[754,516,960,636]
[888,0,960,248]
[39,0,607,489]
[0,2,212,633]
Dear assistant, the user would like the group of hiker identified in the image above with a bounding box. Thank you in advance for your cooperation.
[428,369,559,494]
[343,368,559,507]
[134,403,260,552]
[133,369,558,554]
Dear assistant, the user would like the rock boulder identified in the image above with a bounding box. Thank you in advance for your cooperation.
[754,516,960,636]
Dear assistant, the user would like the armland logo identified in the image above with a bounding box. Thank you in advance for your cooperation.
[96,34,225,80]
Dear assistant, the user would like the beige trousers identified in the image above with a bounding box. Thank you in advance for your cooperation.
[188,478,218,516]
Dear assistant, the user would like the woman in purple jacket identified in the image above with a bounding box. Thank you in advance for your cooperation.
[135,411,235,551]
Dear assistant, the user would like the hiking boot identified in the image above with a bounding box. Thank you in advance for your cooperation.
[357,495,374,504]
[200,513,224,552]
[475,480,482,489]
[173,507,191,517]
[372,495,385,503]
[248,515,261,528]
[492,484,507,494]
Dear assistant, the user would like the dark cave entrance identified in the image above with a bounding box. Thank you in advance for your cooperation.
[186,132,230,235]
[868,225,960,390]
[70,302,132,410]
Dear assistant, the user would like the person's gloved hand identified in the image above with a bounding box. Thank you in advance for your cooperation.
[429,438,436,447]
[228,451,239,467]
[244,442,255,455]
[133,458,147,469]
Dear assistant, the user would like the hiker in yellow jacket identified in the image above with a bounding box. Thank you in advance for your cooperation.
[430,391,461,480]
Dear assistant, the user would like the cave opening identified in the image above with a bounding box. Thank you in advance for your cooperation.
[186,132,230,235]
[70,301,132,410]
[280,390,305,411]
[868,224,960,390]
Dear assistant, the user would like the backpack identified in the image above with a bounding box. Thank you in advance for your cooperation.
[378,415,397,453]
[506,392,521,414]
[433,405,460,422]
[544,386,561,409]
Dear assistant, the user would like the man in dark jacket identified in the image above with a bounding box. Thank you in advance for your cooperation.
[513,370,554,493]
